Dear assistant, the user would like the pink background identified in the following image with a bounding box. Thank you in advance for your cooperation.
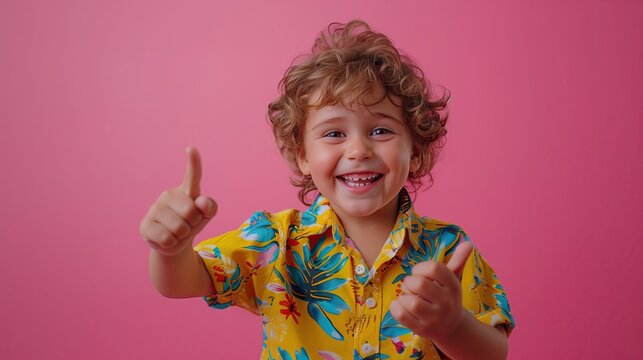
[1,0,641,358]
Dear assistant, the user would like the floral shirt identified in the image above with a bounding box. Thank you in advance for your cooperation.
[194,189,515,359]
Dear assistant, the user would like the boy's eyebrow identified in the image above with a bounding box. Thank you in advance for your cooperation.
[310,117,345,131]
[310,111,404,131]
[371,111,403,123]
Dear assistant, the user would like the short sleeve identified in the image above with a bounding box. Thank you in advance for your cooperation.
[452,232,516,335]
[193,210,286,314]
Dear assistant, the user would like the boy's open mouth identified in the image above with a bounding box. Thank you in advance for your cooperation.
[337,173,383,188]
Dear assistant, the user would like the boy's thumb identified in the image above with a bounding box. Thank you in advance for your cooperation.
[446,242,474,277]
[195,195,218,219]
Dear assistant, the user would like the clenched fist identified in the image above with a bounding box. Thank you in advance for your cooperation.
[390,241,474,342]
[140,146,217,257]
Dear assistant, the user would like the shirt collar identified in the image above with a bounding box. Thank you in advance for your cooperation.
[296,188,422,250]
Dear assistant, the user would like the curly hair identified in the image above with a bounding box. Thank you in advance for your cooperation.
[268,20,450,205]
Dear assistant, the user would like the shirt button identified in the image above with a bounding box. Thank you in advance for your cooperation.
[365,297,376,308]
[361,342,373,355]
[354,264,367,275]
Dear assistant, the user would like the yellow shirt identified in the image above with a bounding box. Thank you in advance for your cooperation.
[194,189,515,359]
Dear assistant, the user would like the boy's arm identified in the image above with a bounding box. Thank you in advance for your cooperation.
[391,242,509,360]
[149,245,215,298]
[432,312,508,360]
[141,146,217,298]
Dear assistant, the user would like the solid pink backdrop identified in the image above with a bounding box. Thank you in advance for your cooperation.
[1,0,641,359]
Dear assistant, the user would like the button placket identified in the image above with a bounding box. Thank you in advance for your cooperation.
[361,342,373,355]
[353,270,382,357]
[354,264,367,276]
[365,297,376,308]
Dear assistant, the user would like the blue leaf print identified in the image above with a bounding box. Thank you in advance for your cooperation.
[332,226,343,242]
[409,350,424,358]
[355,269,370,285]
[286,234,349,340]
[441,228,462,257]
[494,288,514,325]
[314,243,334,263]
[380,311,411,340]
[302,243,312,267]
[317,252,344,272]
[308,302,344,340]
[301,211,317,227]
[204,296,232,309]
[241,212,278,243]
[274,268,285,283]
[301,198,329,226]
[295,348,310,360]
[312,278,346,292]
[314,291,349,315]
[392,273,406,284]
[277,347,293,360]
[274,347,310,360]
[313,257,348,284]
[291,283,307,297]
[230,265,243,289]
[353,350,390,360]
[220,264,242,293]
[293,251,310,279]
[286,265,307,291]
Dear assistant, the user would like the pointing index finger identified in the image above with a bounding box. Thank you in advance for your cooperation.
[182,146,202,199]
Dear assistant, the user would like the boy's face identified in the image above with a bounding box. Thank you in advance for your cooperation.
[297,86,420,222]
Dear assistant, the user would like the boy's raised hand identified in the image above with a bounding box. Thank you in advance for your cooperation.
[140,147,217,257]
[390,241,474,341]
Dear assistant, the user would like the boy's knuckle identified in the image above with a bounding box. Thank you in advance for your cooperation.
[183,206,202,226]
[158,229,174,244]
[416,277,432,290]
[406,297,421,312]
[428,261,441,274]
[158,190,171,202]
[176,223,192,239]
[139,220,149,236]
[187,212,203,227]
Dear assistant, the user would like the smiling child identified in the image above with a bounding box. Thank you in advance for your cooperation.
[140,20,515,359]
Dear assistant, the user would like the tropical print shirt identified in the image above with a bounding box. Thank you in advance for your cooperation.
[194,189,515,359]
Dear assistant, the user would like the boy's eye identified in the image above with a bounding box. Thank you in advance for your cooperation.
[323,131,344,138]
[371,128,392,136]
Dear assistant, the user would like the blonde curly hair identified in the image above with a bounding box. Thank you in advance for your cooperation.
[268,20,450,205]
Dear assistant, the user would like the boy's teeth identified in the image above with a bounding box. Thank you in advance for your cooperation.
[340,174,382,187]
[343,174,379,181]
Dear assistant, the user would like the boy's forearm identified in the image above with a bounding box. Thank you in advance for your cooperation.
[149,245,215,298]
[432,310,508,360]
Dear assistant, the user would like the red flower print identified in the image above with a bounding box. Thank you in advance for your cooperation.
[279,294,301,324]
[212,265,226,282]
[245,261,260,277]
[287,238,300,247]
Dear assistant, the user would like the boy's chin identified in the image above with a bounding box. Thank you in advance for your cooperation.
[332,199,393,220]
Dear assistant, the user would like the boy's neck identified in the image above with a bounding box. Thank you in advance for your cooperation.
[332,195,400,268]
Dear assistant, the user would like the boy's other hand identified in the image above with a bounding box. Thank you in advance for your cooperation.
[139,146,217,256]
[390,241,474,342]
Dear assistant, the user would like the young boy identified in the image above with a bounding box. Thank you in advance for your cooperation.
[140,20,514,359]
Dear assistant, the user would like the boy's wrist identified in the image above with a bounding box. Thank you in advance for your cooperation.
[151,238,196,259]
[432,307,470,346]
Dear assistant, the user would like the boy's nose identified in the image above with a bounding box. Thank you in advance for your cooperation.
[346,136,373,160]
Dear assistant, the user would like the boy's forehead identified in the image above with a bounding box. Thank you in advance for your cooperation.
[307,84,402,112]
[306,92,404,127]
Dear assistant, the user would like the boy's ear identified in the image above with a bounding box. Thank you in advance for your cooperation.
[296,151,311,176]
